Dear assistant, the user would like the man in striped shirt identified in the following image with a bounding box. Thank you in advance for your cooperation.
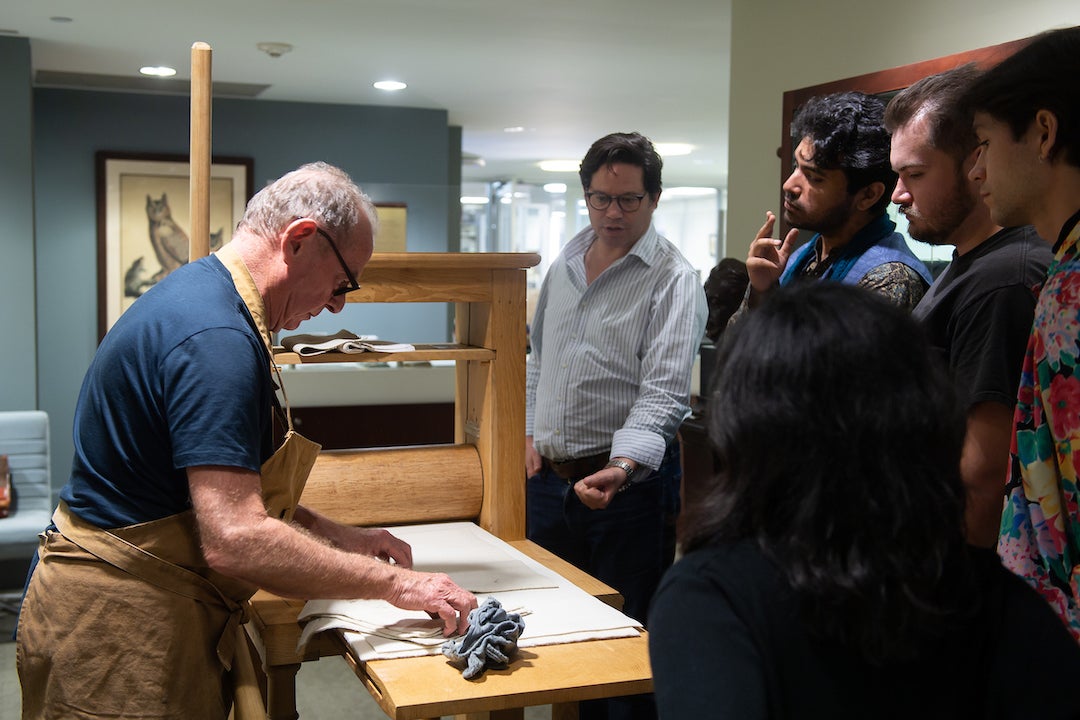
[524,133,707,669]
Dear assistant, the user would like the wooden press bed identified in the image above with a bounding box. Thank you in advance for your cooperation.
[246,254,653,720]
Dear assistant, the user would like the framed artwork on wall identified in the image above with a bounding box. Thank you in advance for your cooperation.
[374,202,407,252]
[95,151,253,339]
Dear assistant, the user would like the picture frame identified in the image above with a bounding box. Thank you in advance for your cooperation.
[96,151,253,339]
[374,202,407,252]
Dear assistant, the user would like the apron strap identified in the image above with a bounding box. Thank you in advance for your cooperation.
[53,501,247,670]
[215,243,301,434]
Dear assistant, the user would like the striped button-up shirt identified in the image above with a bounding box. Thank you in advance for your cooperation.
[526,224,707,470]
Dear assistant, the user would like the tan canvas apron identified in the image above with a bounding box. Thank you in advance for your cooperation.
[17,246,322,719]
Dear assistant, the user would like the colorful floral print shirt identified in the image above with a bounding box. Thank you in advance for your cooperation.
[999,210,1080,641]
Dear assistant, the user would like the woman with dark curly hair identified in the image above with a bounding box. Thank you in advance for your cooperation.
[648,283,1080,719]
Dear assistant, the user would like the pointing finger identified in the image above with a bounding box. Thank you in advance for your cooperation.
[755,211,776,240]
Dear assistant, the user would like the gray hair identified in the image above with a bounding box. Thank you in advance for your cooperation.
[238,161,378,247]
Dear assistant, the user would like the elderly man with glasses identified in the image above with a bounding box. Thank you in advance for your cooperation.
[18,161,476,719]
[524,132,706,720]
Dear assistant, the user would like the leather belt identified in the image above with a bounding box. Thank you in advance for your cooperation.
[543,451,609,480]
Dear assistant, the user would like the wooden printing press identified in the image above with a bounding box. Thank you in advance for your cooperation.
[186,43,651,720]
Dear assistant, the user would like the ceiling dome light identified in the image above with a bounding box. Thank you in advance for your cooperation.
[256,42,293,58]
[374,80,407,91]
[140,66,177,77]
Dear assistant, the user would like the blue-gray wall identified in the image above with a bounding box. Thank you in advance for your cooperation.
[0,37,36,411]
[3,49,458,497]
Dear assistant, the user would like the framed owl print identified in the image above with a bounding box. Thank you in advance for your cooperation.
[95,151,252,339]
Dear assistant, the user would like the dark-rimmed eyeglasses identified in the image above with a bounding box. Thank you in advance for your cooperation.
[314,227,361,296]
[585,191,647,213]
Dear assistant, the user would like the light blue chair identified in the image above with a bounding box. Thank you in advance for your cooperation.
[0,411,53,564]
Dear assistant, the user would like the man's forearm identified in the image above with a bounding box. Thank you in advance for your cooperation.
[960,401,1013,547]
[190,468,405,601]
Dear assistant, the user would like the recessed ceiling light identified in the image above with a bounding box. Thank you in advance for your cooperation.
[460,196,490,205]
[374,80,407,91]
[654,142,694,157]
[504,126,525,133]
[543,183,567,194]
[462,152,486,168]
[538,160,579,173]
[664,186,717,197]
[140,66,177,78]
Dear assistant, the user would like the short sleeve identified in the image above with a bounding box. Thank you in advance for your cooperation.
[163,326,272,472]
[858,262,929,311]
[949,285,1037,408]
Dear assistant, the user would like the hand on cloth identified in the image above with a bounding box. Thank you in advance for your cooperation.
[442,597,526,679]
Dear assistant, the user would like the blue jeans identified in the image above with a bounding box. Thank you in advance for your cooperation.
[527,443,680,720]
[526,443,681,623]
[526,442,681,623]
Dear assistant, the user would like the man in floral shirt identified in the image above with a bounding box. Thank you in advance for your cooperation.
[965,26,1080,640]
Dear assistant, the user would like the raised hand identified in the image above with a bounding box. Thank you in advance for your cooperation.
[746,211,800,293]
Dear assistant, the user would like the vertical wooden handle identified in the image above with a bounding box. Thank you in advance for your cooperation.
[189,41,212,261]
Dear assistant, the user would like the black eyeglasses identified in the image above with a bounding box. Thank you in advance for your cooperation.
[585,191,647,213]
[314,227,361,296]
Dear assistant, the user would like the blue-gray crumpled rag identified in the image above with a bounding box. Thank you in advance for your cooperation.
[441,597,525,679]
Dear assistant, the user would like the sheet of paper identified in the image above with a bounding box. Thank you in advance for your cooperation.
[298,522,642,660]
[398,523,561,592]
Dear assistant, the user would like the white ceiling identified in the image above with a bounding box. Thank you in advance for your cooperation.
[1,0,731,189]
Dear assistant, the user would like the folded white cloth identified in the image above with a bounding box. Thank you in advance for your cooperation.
[280,329,414,355]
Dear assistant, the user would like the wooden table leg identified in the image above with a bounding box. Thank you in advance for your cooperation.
[552,702,580,720]
[265,663,301,720]
[453,710,524,720]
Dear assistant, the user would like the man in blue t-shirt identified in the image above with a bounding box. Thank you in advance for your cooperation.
[18,162,477,718]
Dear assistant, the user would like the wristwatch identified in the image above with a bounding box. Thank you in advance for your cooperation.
[605,459,635,492]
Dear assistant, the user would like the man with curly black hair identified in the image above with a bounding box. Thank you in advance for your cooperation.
[740,91,932,314]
